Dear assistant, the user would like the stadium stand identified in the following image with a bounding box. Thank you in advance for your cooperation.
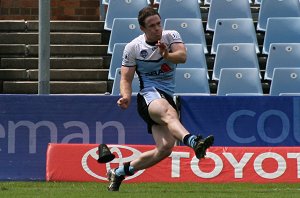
[104,0,149,30]
[211,18,259,54]
[177,44,208,78]
[163,18,208,53]
[0,2,275,95]
[205,0,252,5]
[0,20,110,94]
[269,68,300,96]
[213,43,260,80]
[206,0,252,31]
[265,43,300,80]
[263,17,300,54]
[107,18,142,54]
[111,68,140,96]
[108,43,127,80]
[154,0,202,5]
[102,0,109,5]
[217,68,263,96]
[158,0,202,26]
[257,0,300,31]
[103,0,152,5]
[174,68,210,96]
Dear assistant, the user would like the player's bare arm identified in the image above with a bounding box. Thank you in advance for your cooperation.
[156,41,186,64]
[117,66,136,109]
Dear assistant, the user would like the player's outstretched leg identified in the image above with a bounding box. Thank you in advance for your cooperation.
[107,169,125,191]
[193,135,214,159]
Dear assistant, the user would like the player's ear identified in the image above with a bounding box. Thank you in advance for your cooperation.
[140,25,145,32]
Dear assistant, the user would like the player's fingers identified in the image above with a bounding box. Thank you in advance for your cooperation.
[117,98,124,105]
[156,40,163,47]
[120,98,128,103]
[117,98,129,109]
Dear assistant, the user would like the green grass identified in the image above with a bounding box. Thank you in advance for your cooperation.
[0,182,300,198]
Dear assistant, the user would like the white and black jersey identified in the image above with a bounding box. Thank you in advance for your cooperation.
[122,30,183,98]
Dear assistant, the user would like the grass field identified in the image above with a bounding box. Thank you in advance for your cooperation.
[0,182,300,198]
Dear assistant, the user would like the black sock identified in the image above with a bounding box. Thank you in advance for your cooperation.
[183,134,193,146]
[123,162,134,176]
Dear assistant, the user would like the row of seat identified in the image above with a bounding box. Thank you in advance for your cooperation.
[104,0,300,55]
[207,0,300,32]
[103,0,300,32]
[103,0,300,96]
[217,67,300,96]
[111,67,300,96]
[212,42,300,81]
[108,43,208,80]
[102,0,260,5]
[109,42,300,82]
[153,0,255,5]
[108,16,300,56]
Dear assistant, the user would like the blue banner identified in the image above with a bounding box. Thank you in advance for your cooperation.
[3,95,300,180]
[0,95,152,180]
[180,96,300,146]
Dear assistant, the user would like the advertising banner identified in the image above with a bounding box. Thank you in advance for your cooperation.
[2,95,300,181]
[0,95,151,180]
[46,144,300,183]
[180,96,300,146]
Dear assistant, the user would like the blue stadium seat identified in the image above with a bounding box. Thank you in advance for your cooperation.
[177,44,208,77]
[265,43,300,80]
[174,68,210,95]
[263,17,300,54]
[102,0,109,5]
[254,0,261,4]
[217,68,263,96]
[270,68,300,96]
[104,0,148,30]
[103,0,151,5]
[213,43,260,80]
[205,0,252,5]
[155,0,201,4]
[107,18,142,54]
[211,18,259,54]
[163,18,208,53]
[158,0,202,26]
[206,0,252,31]
[108,43,127,80]
[111,68,140,96]
[257,0,300,31]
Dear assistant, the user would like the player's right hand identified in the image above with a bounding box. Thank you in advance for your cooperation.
[117,97,130,109]
[156,40,168,58]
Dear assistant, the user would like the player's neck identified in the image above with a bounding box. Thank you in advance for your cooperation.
[144,34,158,46]
[146,40,157,46]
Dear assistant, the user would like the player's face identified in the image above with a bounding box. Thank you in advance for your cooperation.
[142,15,162,42]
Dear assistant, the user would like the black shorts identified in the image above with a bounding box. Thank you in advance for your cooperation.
[137,88,178,134]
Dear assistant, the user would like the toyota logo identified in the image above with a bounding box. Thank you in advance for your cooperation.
[82,145,145,181]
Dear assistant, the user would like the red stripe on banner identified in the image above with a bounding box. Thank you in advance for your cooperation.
[46,144,300,183]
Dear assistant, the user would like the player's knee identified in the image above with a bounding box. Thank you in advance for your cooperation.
[158,144,173,158]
